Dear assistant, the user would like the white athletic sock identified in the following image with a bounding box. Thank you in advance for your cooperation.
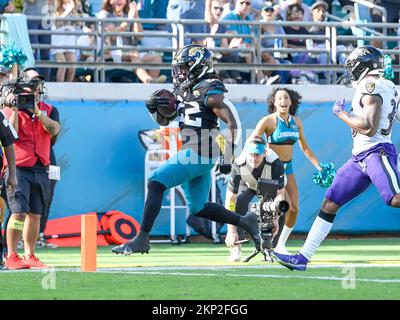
[275,225,293,249]
[300,216,333,260]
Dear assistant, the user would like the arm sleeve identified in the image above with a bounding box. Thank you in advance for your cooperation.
[0,110,18,148]
[227,164,241,194]
[271,159,285,189]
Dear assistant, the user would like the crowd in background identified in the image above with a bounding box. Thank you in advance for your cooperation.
[0,0,399,84]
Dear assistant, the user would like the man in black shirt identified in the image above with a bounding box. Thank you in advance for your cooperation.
[224,136,285,262]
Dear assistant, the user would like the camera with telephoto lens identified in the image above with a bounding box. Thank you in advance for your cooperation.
[243,178,289,263]
[0,77,42,110]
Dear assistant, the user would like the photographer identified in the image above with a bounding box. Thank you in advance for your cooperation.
[0,68,18,268]
[2,68,61,270]
[224,136,285,262]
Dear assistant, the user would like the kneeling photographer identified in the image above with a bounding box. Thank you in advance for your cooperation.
[1,68,61,270]
[224,136,286,262]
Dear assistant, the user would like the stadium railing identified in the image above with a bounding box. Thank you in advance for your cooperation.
[0,14,398,84]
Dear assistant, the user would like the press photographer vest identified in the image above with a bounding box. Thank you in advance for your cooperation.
[235,149,280,192]
[5,102,53,167]
[239,163,272,192]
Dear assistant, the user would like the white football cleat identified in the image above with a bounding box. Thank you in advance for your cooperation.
[228,245,241,262]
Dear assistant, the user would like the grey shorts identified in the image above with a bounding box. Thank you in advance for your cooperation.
[7,166,50,215]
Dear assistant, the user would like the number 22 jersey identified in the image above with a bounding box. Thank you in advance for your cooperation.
[175,78,228,158]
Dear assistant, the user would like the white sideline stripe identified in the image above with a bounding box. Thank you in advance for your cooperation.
[111,271,400,284]
[382,154,400,193]
[2,263,400,273]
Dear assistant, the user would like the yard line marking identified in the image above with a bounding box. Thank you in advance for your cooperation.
[1,263,400,273]
[102,271,400,284]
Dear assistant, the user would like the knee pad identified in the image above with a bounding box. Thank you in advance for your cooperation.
[9,218,25,231]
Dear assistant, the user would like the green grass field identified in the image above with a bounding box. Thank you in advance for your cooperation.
[1,238,399,300]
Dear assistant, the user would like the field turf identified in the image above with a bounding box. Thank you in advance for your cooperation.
[0,238,399,300]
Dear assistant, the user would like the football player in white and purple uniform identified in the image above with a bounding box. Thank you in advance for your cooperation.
[274,45,400,271]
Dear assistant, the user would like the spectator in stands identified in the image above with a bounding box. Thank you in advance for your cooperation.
[23,0,52,80]
[98,0,166,83]
[308,0,327,41]
[369,0,399,49]
[167,0,206,44]
[310,1,347,66]
[259,1,291,84]
[223,0,254,51]
[80,0,94,16]
[283,3,309,49]
[3,68,60,270]
[0,0,15,13]
[283,3,320,83]
[137,0,170,47]
[204,0,244,84]
[52,0,83,82]
[204,0,229,52]
[138,0,169,31]
[381,0,400,24]
[222,0,256,83]
[277,0,312,21]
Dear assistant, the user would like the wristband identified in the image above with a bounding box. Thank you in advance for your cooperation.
[227,201,236,212]
[35,110,42,117]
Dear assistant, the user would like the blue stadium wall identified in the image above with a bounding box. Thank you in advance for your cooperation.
[50,99,400,234]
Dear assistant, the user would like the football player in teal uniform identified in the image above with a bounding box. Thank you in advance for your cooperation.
[112,44,261,255]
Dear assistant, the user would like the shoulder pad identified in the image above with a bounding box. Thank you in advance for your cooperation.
[359,77,385,95]
[195,79,227,95]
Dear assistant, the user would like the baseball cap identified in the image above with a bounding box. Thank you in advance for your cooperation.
[245,141,266,155]
[20,67,46,80]
[262,1,274,11]
[311,0,328,11]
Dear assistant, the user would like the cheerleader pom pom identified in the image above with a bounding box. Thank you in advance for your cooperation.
[313,162,336,188]
[0,46,27,69]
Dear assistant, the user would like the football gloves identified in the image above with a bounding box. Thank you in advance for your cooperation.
[145,90,171,114]
[217,154,232,174]
[332,98,346,117]
[146,90,177,126]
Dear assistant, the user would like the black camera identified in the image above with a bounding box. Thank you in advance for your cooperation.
[0,78,42,110]
[243,178,289,263]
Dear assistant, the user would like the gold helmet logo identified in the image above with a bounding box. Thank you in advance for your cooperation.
[188,46,205,58]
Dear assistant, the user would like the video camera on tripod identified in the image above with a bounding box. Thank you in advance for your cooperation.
[242,178,289,262]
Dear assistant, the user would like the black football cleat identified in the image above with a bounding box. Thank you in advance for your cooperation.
[112,234,151,256]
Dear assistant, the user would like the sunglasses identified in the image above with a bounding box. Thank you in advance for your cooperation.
[240,1,251,6]
[263,7,274,12]
[213,6,224,11]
